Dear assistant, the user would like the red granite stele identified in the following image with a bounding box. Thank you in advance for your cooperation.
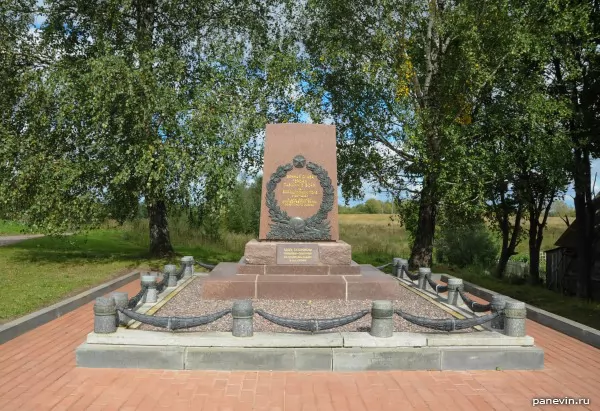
[200,124,402,300]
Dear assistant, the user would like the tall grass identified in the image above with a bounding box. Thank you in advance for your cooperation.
[103,213,569,271]
[118,214,409,266]
[120,216,253,261]
[339,215,406,269]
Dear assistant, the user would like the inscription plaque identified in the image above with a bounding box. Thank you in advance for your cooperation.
[276,244,319,265]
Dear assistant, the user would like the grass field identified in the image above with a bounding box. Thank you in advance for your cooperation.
[0,220,35,235]
[0,217,249,323]
[2,213,598,331]
[339,214,409,266]
[0,231,149,322]
[340,214,569,257]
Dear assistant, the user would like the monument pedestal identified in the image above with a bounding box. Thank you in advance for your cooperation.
[199,124,401,300]
[199,240,402,300]
[200,262,401,300]
[239,239,359,275]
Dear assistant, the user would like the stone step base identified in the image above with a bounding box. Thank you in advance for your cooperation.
[200,263,401,300]
[76,343,544,371]
[244,239,352,265]
[86,329,536,348]
[237,258,361,275]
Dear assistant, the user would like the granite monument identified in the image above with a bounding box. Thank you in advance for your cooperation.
[200,123,401,300]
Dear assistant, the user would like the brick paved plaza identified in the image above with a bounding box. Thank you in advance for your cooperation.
[0,280,598,411]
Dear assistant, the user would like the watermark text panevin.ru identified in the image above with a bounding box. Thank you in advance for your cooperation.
[532,397,590,406]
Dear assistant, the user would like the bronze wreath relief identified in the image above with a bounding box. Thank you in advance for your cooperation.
[266,155,334,240]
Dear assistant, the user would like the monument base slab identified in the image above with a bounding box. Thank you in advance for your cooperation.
[201,263,402,300]
[244,239,352,266]
[237,258,361,275]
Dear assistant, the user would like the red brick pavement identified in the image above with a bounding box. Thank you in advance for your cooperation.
[0,281,598,411]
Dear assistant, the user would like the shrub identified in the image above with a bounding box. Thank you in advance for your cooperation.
[435,220,499,269]
[223,177,261,236]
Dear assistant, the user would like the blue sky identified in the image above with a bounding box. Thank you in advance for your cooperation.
[562,159,600,206]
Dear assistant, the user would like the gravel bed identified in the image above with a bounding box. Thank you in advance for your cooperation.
[138,277,475,333]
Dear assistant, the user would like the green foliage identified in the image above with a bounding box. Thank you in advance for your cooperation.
[338,205,355,214]
[396,198,420,243]
[0,0,38,141]
[511,254,529,263]
[300,0,541,266]
[435,220,499,269]
[0,220,34,235]
[224,177,262,236]
[0,0,305,255]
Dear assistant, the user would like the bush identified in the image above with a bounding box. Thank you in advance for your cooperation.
[510,254,529,263]
[396,198,420,243]
[435,220,499,269]
[223,177,261,236]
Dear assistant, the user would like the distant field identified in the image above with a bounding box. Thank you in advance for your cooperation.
[339,213,401,226]
[339,214,408,265]
[339,214,569,255]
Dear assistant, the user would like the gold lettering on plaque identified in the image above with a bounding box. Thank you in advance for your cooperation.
[280,174,319,207]
[282,247,315,263]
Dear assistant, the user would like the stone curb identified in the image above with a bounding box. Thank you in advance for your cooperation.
[76,343,544,371]
[440,274,600,349]
[85,328,535,348]
[0,270,140,344]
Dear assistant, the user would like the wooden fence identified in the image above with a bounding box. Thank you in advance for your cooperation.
[501,252,547,281]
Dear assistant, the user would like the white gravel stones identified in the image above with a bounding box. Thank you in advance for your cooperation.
[139,277,474,334]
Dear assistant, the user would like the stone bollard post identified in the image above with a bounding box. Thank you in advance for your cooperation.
[504,300,527,337]
[446,278,463,306]
[94,297,117,333]
[418,267,431,291]
[164,264,178,287]
[111,292,129,326]
[181,256,194,278]
[142,274,158,304]
[392,258,402,277]
[489,295,507,330]
[398,259,408,279]
[232,300,254,337]
[370,300,394,338]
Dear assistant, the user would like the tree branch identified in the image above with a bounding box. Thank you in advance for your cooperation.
[423,0,436,97]
[367,127,415,162]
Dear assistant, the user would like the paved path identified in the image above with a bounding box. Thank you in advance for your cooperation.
[0,280,598,411]
[0,234,44,247]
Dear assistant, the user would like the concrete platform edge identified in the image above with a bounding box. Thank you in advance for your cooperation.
[76,343,543,371]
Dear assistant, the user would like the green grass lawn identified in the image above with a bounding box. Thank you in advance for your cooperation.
[0,220,35,235]
[0,225,245,323]
[0,231,146,322]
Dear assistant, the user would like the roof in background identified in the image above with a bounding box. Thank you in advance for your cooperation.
[554,195,600,250]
